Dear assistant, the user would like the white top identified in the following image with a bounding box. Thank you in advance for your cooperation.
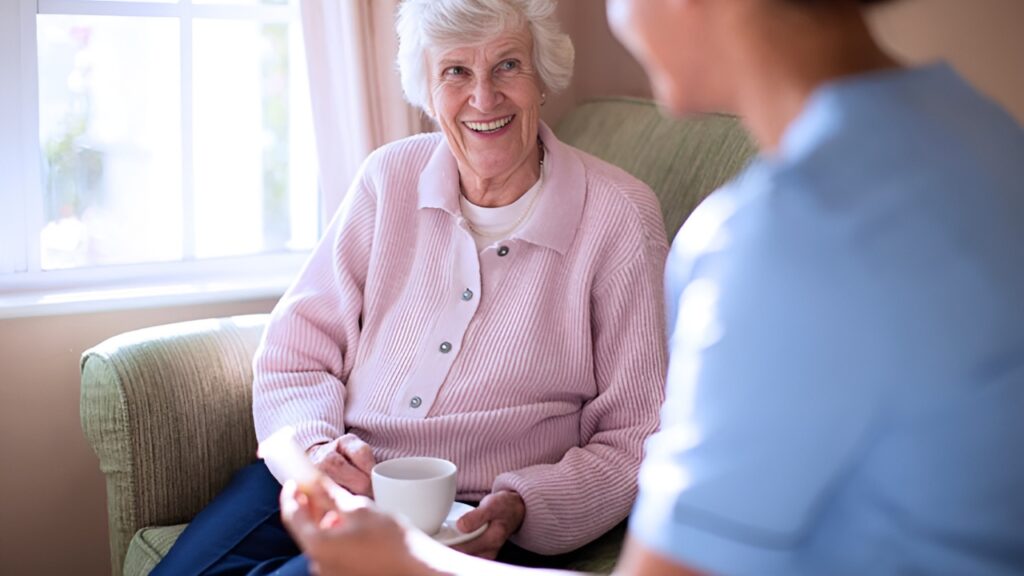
[459,156,547,251]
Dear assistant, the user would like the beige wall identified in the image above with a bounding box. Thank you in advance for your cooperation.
[869,0,1024,123]
[550,0,1024,126]
[0,299,276,575]
[3,1,1021,574]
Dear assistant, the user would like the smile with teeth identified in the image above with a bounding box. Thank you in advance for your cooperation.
[464,115,514,133]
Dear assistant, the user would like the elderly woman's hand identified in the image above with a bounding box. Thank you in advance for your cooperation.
[280,479,439,576]
[309,434,378,497]
[452,490,526,559]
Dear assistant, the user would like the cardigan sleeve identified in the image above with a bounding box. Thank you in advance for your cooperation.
[493,225,669,555]
[252,162,378,474]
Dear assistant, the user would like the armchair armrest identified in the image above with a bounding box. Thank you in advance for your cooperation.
[80,314,268,575]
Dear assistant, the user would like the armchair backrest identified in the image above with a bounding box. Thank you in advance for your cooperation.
[81,315,268,575]
[555,97,756,238]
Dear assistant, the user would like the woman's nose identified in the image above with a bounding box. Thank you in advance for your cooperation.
[470,76,502,112]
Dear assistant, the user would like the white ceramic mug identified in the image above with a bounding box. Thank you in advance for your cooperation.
[371,457,457,535]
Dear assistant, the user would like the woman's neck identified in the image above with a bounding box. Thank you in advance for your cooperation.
[460,141,544,208]
[725,1,900,154]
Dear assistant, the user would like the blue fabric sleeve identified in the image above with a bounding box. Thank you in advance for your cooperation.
[632,182,888,571]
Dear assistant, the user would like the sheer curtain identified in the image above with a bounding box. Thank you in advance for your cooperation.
[300,0,425,221]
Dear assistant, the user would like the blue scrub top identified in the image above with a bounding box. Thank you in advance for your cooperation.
[632,64,1024,575]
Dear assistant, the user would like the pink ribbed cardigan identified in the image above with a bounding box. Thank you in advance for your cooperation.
[253,123,668,554]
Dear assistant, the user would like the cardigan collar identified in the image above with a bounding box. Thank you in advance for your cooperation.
[417,121,585,255]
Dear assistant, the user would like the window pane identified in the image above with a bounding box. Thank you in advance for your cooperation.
[192,19,316,259]
[37,15,183,270]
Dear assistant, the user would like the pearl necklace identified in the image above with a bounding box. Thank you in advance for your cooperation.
[462,143,545,241]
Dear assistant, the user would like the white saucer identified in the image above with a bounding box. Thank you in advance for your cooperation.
[432,502,488,546]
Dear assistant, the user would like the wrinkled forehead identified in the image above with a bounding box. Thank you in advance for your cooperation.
[427,25,534,67]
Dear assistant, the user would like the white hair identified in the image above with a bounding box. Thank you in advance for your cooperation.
[396,0,575,113]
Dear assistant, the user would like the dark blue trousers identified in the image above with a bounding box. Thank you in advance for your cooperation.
[152,461,309,576]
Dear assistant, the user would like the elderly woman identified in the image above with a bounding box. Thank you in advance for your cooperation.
[152,0,667,574]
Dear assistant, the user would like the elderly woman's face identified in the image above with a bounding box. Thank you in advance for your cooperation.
[426,27,543,184]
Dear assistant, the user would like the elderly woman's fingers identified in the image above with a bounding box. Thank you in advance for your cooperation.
[456,490,524,534]
[454,502,490,533]
[316,450,374,496]
[450,521,508,560]
[451,490,526,559]
[308,435,376,496]
[336,433,377,476]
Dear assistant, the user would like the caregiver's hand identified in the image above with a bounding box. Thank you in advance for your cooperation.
[280,480,442,576]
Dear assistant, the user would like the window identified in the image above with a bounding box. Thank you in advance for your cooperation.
[0,0,318,314]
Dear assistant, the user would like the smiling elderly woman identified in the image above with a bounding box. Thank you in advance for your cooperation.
[152,1,667,574]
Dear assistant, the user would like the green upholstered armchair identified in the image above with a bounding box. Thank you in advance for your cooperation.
[81,98,755,576]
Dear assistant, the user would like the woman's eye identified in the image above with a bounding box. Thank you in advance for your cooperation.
[444,66,467,77]
[498,60,519,72]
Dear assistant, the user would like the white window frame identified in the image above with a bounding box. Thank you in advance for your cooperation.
[0,0,314,318]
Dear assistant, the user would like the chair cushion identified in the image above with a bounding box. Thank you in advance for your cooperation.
[123,524,187,576]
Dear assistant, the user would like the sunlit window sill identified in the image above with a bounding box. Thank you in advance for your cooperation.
[0,254,305,319]
[0,278,288,320]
